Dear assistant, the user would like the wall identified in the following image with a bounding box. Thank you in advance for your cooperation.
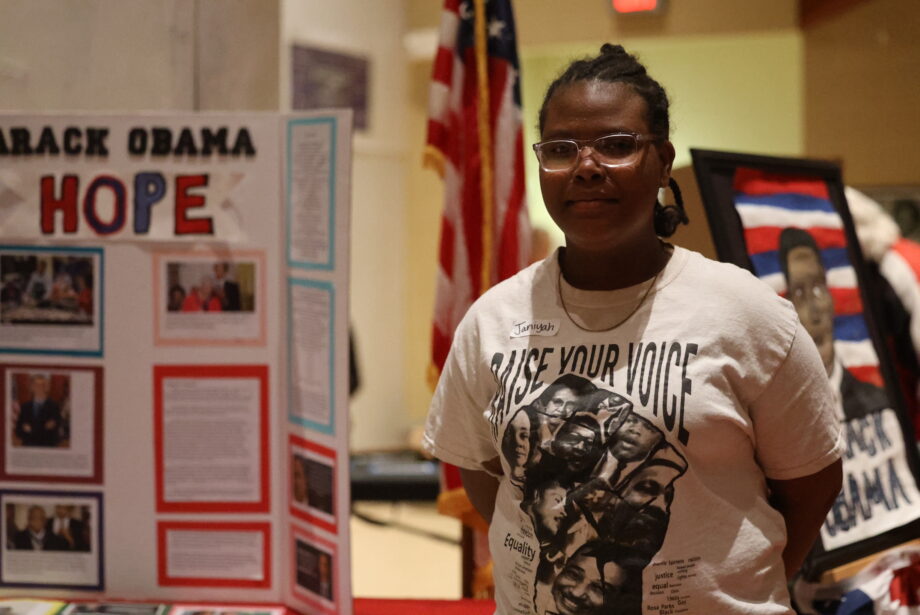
[404,1,804,426]
[407,0,798,41]
[282,0,412,452]
[804,0,920,185]
[0,0,278,111]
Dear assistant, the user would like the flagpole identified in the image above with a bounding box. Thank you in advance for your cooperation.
[473,0,494,293]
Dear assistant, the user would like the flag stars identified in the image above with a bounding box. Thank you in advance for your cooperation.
[488,18,506,38]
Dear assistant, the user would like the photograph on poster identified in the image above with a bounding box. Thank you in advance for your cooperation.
[153,251,265,346]
[0,598,66,615]
[170,606,284,615]
[157,522,270,588]
[154,365,269,513]
[63,604,168,615]
[287,279,334,433]
[1,364,102,482]
[290,435,336,532]
[0,246,102,356]
[0,490,102,589]
[294,537,334,604]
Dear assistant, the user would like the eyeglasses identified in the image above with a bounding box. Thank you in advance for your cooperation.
[532,133,659,172]
[788,280,832,306]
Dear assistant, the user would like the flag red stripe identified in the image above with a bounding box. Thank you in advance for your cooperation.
[744,226,847,254]
[439,217,456,276]
[427,119,449,154]
[848,365,884,388]
[432,324,452,374]
[432,46,454,87]
[830,287,863,315]
[733,167,830,199]
[499,128,526,279]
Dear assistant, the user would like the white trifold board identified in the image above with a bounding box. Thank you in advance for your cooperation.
[0,111,353,615]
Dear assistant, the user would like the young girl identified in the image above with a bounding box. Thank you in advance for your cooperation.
[424,45,843,615]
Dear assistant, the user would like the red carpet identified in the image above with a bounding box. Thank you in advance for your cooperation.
[354,598,495,615]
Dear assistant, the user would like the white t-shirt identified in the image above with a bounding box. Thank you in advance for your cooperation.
[424,246,843,615]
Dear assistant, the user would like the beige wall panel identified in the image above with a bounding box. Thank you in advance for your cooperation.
[805,0,920,184]
[407,0,797,43]
[197,0,280,110]
[0,0,195,110]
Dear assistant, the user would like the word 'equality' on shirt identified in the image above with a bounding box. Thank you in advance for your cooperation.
[503,533,535,562]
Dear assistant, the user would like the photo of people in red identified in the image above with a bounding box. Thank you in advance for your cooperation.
[165,261,254,313]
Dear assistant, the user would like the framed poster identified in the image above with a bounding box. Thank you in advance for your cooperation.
[291,45,369,131]
[690,149,920,577]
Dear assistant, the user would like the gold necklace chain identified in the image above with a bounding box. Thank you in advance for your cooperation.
[557,267,661,333]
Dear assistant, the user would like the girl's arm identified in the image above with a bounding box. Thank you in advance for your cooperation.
[767,457,843,579]
[459,458,502,524]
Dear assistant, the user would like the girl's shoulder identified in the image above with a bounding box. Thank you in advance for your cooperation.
[671,246,798,328]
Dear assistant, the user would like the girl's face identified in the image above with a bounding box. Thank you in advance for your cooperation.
[538,80,674,254]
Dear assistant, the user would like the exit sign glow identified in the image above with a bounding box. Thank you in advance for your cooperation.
[612,0,662,13]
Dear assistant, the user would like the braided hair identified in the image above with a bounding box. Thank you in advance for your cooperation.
[539,44,689,238]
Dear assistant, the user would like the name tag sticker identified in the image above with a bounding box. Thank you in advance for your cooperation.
[510,319,560,338]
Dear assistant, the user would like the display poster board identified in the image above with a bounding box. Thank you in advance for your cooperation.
[0,112,353,614]
[690,149,920,577]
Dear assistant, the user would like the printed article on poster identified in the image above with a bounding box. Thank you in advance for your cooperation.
[154,366,269,513]
[158,522,270,588]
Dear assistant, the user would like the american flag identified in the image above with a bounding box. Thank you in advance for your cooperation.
[425,0,530,381]
[732,167,883,387]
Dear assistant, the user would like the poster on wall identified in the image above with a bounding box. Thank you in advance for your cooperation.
[691,148,920,575]
[291,45,369,131]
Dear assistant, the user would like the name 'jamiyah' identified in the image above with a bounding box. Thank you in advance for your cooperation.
[504,533,535,562]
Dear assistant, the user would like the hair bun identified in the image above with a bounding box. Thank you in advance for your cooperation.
[600,43,626,56]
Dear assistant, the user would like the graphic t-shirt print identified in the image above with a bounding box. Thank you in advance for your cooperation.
[492,359,688,615]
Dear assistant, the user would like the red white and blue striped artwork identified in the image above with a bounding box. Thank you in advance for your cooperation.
[732,167,883,387]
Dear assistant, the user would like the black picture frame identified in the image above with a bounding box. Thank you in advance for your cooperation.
[690,148,920,578]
